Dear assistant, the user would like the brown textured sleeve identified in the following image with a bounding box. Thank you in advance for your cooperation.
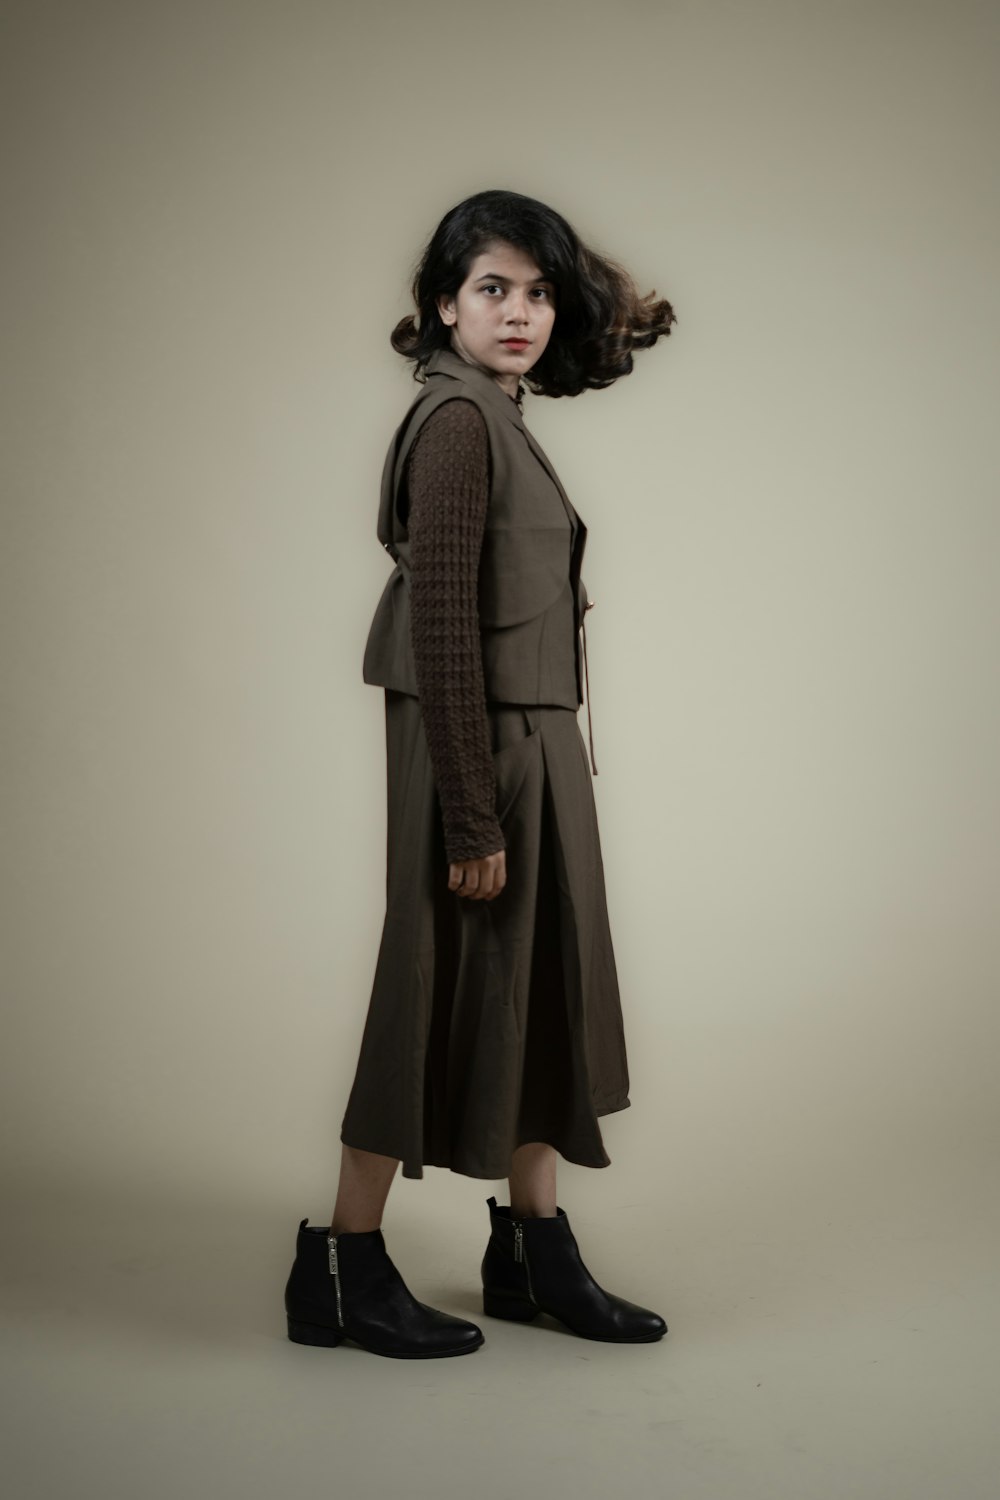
[406,398,506,865]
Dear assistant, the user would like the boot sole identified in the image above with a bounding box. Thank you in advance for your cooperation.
[287,1317,484,1358]
[482,1291,667,1342]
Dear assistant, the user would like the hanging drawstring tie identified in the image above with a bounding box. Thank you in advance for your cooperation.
[581,602,598,775]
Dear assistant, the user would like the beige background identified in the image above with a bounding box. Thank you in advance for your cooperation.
[2,1,998,1496]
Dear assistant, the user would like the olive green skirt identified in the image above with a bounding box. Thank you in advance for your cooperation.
[339,689,631,1180]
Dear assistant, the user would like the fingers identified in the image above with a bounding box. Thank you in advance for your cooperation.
[447,852,507,900]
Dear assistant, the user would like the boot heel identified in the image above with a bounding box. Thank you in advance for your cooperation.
[483,1288,539,1322]
[287,1317,345,1347]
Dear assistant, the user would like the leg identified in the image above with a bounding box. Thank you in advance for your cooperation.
[508,1141,558,1218]
[330,1142,400,1233]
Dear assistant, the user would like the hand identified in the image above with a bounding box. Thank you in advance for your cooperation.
[448,848,507,901]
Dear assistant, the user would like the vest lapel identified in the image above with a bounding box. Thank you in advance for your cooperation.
[422,346,584,537]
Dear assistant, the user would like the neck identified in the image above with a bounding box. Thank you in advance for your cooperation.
[448,335,521,401]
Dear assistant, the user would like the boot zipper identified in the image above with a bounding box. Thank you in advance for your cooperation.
[512,1221,536,1304]
[327,1233,344,1328]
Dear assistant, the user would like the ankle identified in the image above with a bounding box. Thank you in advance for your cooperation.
[330,1217,382,1235]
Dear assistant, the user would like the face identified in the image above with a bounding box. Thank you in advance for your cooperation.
[436,240,557,396]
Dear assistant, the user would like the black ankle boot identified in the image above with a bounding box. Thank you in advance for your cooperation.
[285,1218,484,1359]
[481,1196,667,1343]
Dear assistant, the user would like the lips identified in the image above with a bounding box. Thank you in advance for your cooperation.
[501,339,530,347]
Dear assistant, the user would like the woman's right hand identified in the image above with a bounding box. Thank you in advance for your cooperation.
[448,849,506,901]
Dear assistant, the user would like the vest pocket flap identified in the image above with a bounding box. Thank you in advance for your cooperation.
[478,527,571,628]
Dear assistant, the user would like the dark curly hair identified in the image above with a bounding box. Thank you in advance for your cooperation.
[390,188,677,398]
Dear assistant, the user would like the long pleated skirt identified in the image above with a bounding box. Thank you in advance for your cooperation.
[339,688,631,1179]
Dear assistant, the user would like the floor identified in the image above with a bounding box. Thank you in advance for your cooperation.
[3,1138,997,1500]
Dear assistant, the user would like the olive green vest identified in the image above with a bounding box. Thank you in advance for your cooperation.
[362,346,597,766]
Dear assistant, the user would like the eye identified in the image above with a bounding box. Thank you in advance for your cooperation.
[479,284,553,298]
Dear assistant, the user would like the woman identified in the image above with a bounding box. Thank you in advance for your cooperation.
[285,189,676,1358]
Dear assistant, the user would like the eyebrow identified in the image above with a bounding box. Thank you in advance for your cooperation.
[474,272,554,285]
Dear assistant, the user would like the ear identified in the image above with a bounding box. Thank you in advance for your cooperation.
[436,292,457,326]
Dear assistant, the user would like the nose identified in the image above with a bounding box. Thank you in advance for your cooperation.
[505,291,531,325]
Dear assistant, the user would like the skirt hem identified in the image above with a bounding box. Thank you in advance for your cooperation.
[341,1093,631,1182]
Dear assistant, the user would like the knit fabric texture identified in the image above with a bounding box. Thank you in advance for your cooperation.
[406,397,506,864]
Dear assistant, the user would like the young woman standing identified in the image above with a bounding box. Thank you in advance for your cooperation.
[285,189,676,1357]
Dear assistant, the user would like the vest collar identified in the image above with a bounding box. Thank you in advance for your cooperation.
[422,346,526,430]
[422,344,583,538]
